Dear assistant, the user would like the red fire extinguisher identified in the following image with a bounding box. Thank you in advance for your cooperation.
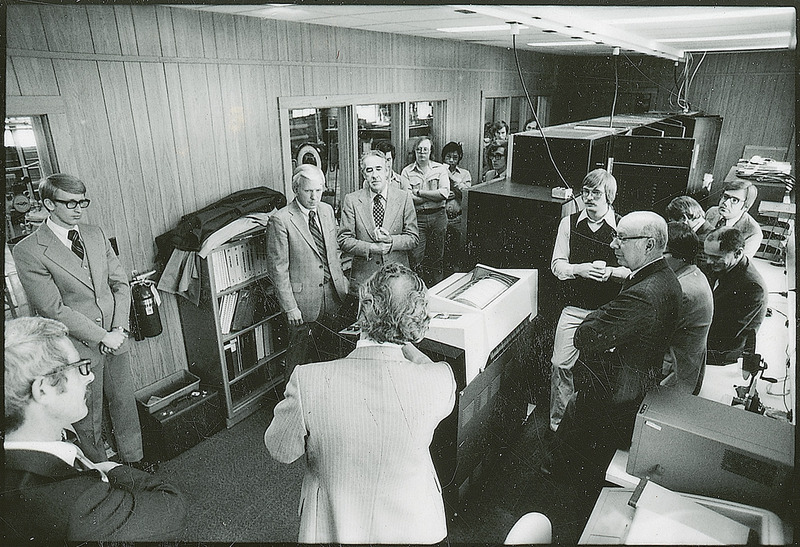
[130,270,163,340]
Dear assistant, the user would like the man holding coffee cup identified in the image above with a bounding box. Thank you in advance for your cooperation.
[548,169,630,432]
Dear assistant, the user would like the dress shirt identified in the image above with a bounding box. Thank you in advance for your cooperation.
[628,256,664,281]
[688,216,707,233]
[356,338,404,349]
[5,438,121,479]
[370,186,390,219]
[400,161,450,208]
[46,217,79,251]
[296,202,323,232]
[447,166,473,191]
[389,170,404,189]
[482,168,507,183]
[551,209,628,280]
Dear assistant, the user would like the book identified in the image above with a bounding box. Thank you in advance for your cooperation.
[224,339,239,380]
[230,288,254,332]
[255,325,265,359]
[239,330,258,372]
[220,292,238,335]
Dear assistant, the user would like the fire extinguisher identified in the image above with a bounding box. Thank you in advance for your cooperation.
[130,270,163,340]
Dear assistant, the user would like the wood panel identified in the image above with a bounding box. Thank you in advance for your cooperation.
[7,3,561,388]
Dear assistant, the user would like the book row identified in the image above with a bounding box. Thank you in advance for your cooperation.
[223,318,288,381]
[211,234,269,292]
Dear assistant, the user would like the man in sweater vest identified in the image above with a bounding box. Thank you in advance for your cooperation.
[548,169,630,432]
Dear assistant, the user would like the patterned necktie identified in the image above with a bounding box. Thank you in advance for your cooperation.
[373,193,385,228]
[715,216,726,229]
[68,229,85,260]
[308,210,331,282]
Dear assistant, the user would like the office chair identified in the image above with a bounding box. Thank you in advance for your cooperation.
[504,512,552,544]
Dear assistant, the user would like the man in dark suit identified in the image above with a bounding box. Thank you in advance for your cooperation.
[545,211,682,479]
[703,227,768,365]
[662,221,714,394]
[338,150,419,290]
[266,164,349,376]
[2,316,186,542]
[12,174,142,465]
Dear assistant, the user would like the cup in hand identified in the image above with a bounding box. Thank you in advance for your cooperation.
[592,260,607,278]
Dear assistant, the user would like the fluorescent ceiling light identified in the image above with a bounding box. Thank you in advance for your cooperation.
[686,44,790,53]
[612,7,795,25]
[527,41,597,47]
[660,32,791,43]
[437,24,528,33]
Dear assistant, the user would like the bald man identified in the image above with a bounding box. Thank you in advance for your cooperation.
[544,211,682,479]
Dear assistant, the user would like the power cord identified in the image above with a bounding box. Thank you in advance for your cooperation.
[511,31,578,206]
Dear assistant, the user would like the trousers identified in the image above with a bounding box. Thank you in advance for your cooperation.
[550,305,590,431]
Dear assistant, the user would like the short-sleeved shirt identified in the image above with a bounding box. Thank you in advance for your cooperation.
[400,161,449,210]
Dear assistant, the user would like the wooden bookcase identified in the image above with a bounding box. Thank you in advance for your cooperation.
[177,228,287,427]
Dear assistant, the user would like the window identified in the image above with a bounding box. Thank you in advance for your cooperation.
[480,94,549,176]
[5,115,58,244]
[280,95,448,216]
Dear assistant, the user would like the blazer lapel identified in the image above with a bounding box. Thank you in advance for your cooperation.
[288,200,319,256]
[318,206,338,258]
[38,224,94,290]
[383,187,403,230]
[355,189,377,240]
[5,449,83,480]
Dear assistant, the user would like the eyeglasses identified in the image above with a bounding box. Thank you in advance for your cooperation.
[363,165,384,173]
[415,147,430,153]
[490,153,506,159]
[581,188,605,199]
[43,358,92,377]
[612,235,651,244]
[720,193,742,206]
[52,198,91,209]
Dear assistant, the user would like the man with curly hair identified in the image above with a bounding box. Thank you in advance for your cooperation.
[264,263,456,544]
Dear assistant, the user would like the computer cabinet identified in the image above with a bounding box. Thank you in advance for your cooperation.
[177,228,288,427]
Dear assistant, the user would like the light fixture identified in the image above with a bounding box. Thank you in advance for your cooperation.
[527,41,596,47]
[438,24,529,33]
[611,6,795,25]
[660,31,791,43]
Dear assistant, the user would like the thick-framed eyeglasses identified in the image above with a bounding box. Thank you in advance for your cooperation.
[612,235,651,244]
[43,358,93,377]
[490,153,506,159]
[581,188,606,199]
[52,198,91,209]
[720,193,742,206]
[415,147,431,153]
[363,165,384,174]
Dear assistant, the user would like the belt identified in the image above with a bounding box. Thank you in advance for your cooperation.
[416,207,445,215]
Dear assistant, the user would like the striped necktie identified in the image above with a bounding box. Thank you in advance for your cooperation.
[68,229,85,260]
[373,193,385,228]
[308,210,331,282]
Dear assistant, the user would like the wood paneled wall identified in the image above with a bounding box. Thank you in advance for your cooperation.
[552,51,795,198]
[6,3,558,388]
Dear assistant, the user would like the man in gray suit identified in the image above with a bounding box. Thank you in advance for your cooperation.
[338,150,419,290]
[12,173,143,466]
[265,263,456,544]
[266,164,349,376]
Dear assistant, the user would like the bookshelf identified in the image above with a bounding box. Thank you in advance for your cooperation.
[177,228,288,427]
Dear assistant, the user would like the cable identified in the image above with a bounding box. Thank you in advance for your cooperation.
[511,33,578,202]
[622,52,682,104]
[609,53,619,128]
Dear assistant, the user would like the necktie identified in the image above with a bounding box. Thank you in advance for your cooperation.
[373,194,385,228]
[68,229,85,260]
[715,216,726,229]
[62,429,109,482]
[308,210,331,282]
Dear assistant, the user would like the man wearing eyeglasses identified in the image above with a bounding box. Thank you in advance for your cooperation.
[12,174,143,468]
[3,316,186,541]
[704,179,763,258]
[544,211,681,479]
[548,169,630,433]
[400,136,450,286]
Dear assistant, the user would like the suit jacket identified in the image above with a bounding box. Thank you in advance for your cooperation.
[695,219,714,241]
[707,256,768,365]
[12,223,131,349]
[266,200,348,323]
[705,206,763,257]
[1,449,186,541]
[575,257,682,404]
[662,262,714,394]
[337,186,419,288]
[264,345,457,544]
